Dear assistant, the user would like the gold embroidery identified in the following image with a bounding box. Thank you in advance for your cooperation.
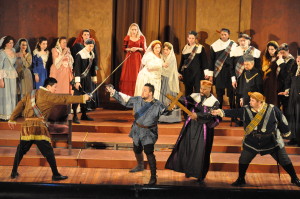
[244,72,258,83]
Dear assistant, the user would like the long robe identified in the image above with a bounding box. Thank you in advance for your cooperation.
[0,49,17,120]
[165,93,220,180]
[286,64,300,145]
[113,91,167,146]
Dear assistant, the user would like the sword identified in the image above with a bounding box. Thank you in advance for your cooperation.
[87,53,132,99]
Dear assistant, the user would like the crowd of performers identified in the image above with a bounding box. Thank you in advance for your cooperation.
[1,24,300,186]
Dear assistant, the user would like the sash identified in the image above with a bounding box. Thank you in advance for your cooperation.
[181,44,199,72]
[70,57,93,85]
[235,46,254,78]
[134,100,155,120]
[214,41,234,77]
[244,103,268,135]
[30,90,48,127]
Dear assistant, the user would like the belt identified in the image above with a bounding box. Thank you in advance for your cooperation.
[135,122,156,129]
[25,118,44,121]
[252,132,274,138]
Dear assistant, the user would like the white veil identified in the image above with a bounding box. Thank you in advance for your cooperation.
[127,23,147,51]
[14,38,31,54]
[162,42,180,93]
[140,40,162,70]
[0,36,7,48]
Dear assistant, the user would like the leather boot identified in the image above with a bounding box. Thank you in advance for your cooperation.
[72,104,80,124]
[231,163,249,186]
[129,153,144,173]
[282,163,300,187]
[81,105,94,121]
[146,153,157,185]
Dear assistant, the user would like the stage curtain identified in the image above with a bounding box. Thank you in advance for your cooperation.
[112,0,196,88]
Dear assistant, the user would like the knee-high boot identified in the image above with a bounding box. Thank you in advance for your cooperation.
[129,152,144,173]
[232,163,249,186]
[146,153,157,185]
[72,103,80,123]
[282,163,300,186]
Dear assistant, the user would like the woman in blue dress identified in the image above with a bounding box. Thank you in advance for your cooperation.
[32,37,49,89]
[0,36,18,120]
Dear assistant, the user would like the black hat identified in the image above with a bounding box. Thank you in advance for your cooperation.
[243,54,254,62]
[188,30,198,37]
[238,33,251,40]
[278,43,289,51]
[85,38,95,45]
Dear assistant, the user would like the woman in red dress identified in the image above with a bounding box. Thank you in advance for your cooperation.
[119,23,146,96]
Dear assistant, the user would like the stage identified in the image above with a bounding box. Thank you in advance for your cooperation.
[0,108,299,198]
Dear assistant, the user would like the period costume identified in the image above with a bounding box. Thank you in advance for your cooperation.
[50,40,74,94]
[158,42,181,123]
[0,48,17,120]
[211,37,237,108]
[9,86,86,180]
[261,41,279,106]
[119,24,146,96]
[285,50,300,146]
[14,38,33,99]
[111,88,169,185]
[217,92,300,187]
[165,92,220,182]
[72,41,97,123]
[134,40,163,100]
[276,51,295,116]
[32,49,49,89]
[71,30,99,109]
[179,42,210,96]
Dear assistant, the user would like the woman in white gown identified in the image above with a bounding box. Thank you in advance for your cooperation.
[134,40,163,99]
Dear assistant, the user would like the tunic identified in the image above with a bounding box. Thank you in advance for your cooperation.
[165,93,220,180]
[113,91,167,146]
[223,104,290,155]
[0,49,18,120]
[119,35,146,96]
[9,87,85,143]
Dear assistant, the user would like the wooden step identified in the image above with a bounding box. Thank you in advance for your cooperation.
[1,147,300,173]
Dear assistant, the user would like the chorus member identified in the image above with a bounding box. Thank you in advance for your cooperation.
[50,37,74,94]
[261,41,279,106]
[210,28,237,108]
[134,40,163,100]
[72,39,97,123]
[0,36,18,120]
[14,38,33,99]
[178,31,211,96]
[32,37,49,89]
[276,43,295,116]
[119,23,146,96]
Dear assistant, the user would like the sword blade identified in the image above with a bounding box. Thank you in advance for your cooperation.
[89,53,132,96]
